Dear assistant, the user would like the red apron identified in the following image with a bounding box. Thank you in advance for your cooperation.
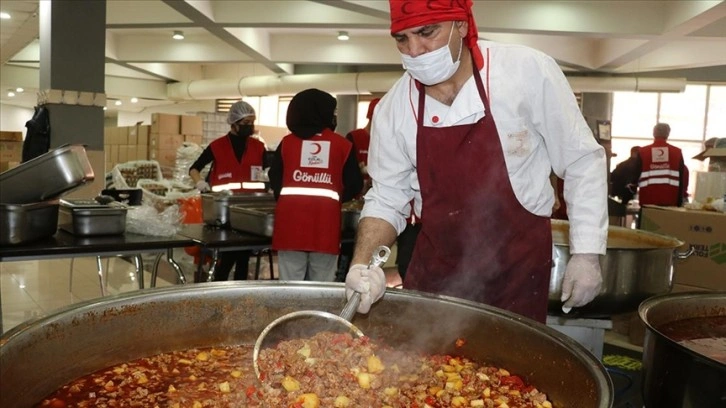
[404,60,552,322]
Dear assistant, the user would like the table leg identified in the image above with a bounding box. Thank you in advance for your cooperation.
[151,253,163,288]
[166,248,186,284]
[132,255,144,289]
[97,256,107,296]
[207,249,219,282]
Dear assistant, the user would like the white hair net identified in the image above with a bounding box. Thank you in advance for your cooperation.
[227,101,256,125]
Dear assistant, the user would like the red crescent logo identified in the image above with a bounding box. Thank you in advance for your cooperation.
[311,143,322,154]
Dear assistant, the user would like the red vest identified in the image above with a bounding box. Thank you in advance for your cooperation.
[272,129,352,254]
[348,128,370,165]
[208,135,266,193]
[638,139,687,206]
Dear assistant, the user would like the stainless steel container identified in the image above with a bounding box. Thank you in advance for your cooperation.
[201,192,274,226]
[58,199,128,236]
[548,219,691,317]
[0,282,613,408]
[341,208,360,231]
[0,144,94,204]
[229,205,275,236]
[0,200,59,245]
[639,292,726,408]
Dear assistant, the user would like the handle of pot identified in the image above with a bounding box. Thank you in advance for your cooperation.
[673,245,695,260]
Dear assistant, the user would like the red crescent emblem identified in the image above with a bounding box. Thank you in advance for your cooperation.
[311,143,322,154]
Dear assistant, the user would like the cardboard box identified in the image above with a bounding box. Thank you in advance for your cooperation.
[116,126,129,145]
[0,161,20,172]
[0,141,23,162]
[149,133,184,151]
[181,115,203,136]
[184,134,203,145]
[0,131,23,142]
[149,148,177,168]
[138,125,150,146]
[137,145,148,160]
[151,113,180,135]
[705,148,726,172]
[640,205,726,290]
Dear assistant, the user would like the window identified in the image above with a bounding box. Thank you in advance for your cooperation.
[706,85,726,139]
[659,85,707,141]
[612,92,657,138]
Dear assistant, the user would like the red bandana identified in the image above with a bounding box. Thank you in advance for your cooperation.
[389,0,483,70]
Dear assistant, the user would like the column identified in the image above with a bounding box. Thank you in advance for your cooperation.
[39,0,106,197]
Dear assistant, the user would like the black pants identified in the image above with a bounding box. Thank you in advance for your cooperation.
[214,250,251,281]
[396,223,421,281]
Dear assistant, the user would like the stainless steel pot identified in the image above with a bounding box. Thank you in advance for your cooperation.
[639,292,726,408]
[0,282,613,408]
[548,220,692,317]
[201,192,274,226]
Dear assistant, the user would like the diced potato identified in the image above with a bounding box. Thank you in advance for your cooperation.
[192,402,202,408]
[483,387,491,398]
[442,364,456,372]
[112,367,125,374]
[384,387,399,396]
[334,396,351,407]
[211,349,226,357]
[178,359,193,365]
[498,368,510,376]
[543,402,553,408]
[219,381,231,393]
[451,396,467,407]
[296,393,320,408]
[282,376,300,392]
[471,400,485,407]
[230,370,242,378]
[297,343,311,358]
[428,386,442,395]
[195,352,209,361]
[357,372,371,389]
[476,373,489,381]
[136,373,149,384]
[103,381,115,391]
[367,355,385,373]
[445,380,463,391]
[168,384,177,392]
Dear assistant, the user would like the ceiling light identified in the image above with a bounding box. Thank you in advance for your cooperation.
[172,30,185,40]
[130,97,139,103]
[337,31,349,41]
[103,106,108,111]
[7,91,15,97]
[115,100,122,106]
[15,87,23,93]
[0,12,10,20]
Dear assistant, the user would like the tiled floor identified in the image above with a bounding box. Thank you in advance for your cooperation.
[1,253,186,335]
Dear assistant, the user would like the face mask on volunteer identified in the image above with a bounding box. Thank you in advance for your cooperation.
[234,123,255,137]
[400,22,463,86]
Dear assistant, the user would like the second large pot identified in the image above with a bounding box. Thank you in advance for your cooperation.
[0,282,613,408]
[549,220,689,317]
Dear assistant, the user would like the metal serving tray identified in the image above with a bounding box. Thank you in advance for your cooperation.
[0,200,59,245]
[202,192,274,227]
[229,205,275,237]
[341,208,361,232]
[58,199,127,236]
[0,144,95,204]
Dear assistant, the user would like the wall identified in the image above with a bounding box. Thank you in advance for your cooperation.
[0,103,33,136]
[114,101,216,127]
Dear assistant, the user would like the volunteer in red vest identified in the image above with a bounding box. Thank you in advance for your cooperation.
[345,0,608,322]
[269,89,363,282]
[635,123,689,207]
[345,97,381,195]
[189,100,269,281]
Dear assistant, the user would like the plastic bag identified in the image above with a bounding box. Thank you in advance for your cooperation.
[174,142,204,186]
[126,204,182,236]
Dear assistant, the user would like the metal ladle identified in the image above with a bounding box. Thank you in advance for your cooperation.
[252,245,391,380]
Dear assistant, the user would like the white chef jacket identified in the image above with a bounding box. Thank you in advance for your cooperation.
[363,40,608,255]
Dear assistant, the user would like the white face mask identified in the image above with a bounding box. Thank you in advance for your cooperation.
[400,23,463,86]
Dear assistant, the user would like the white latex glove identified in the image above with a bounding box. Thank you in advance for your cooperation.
[195,180,211,192]
[561,254,603,313]
[345,263,386,314]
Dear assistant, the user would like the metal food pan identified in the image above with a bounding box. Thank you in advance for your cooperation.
[58,199,127,236]
[202,192,275,227]
[0,200,59,245]
[341,209,360,232]
[229,205,275,237]
[0,145,95,204]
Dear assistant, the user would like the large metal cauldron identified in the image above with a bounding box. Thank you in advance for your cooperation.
[549,220,690,317]
[639,292,726,408]
[0,282,613,407]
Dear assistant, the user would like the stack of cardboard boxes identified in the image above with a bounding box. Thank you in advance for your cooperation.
[0,131,23,172]
[104,113,204,177]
